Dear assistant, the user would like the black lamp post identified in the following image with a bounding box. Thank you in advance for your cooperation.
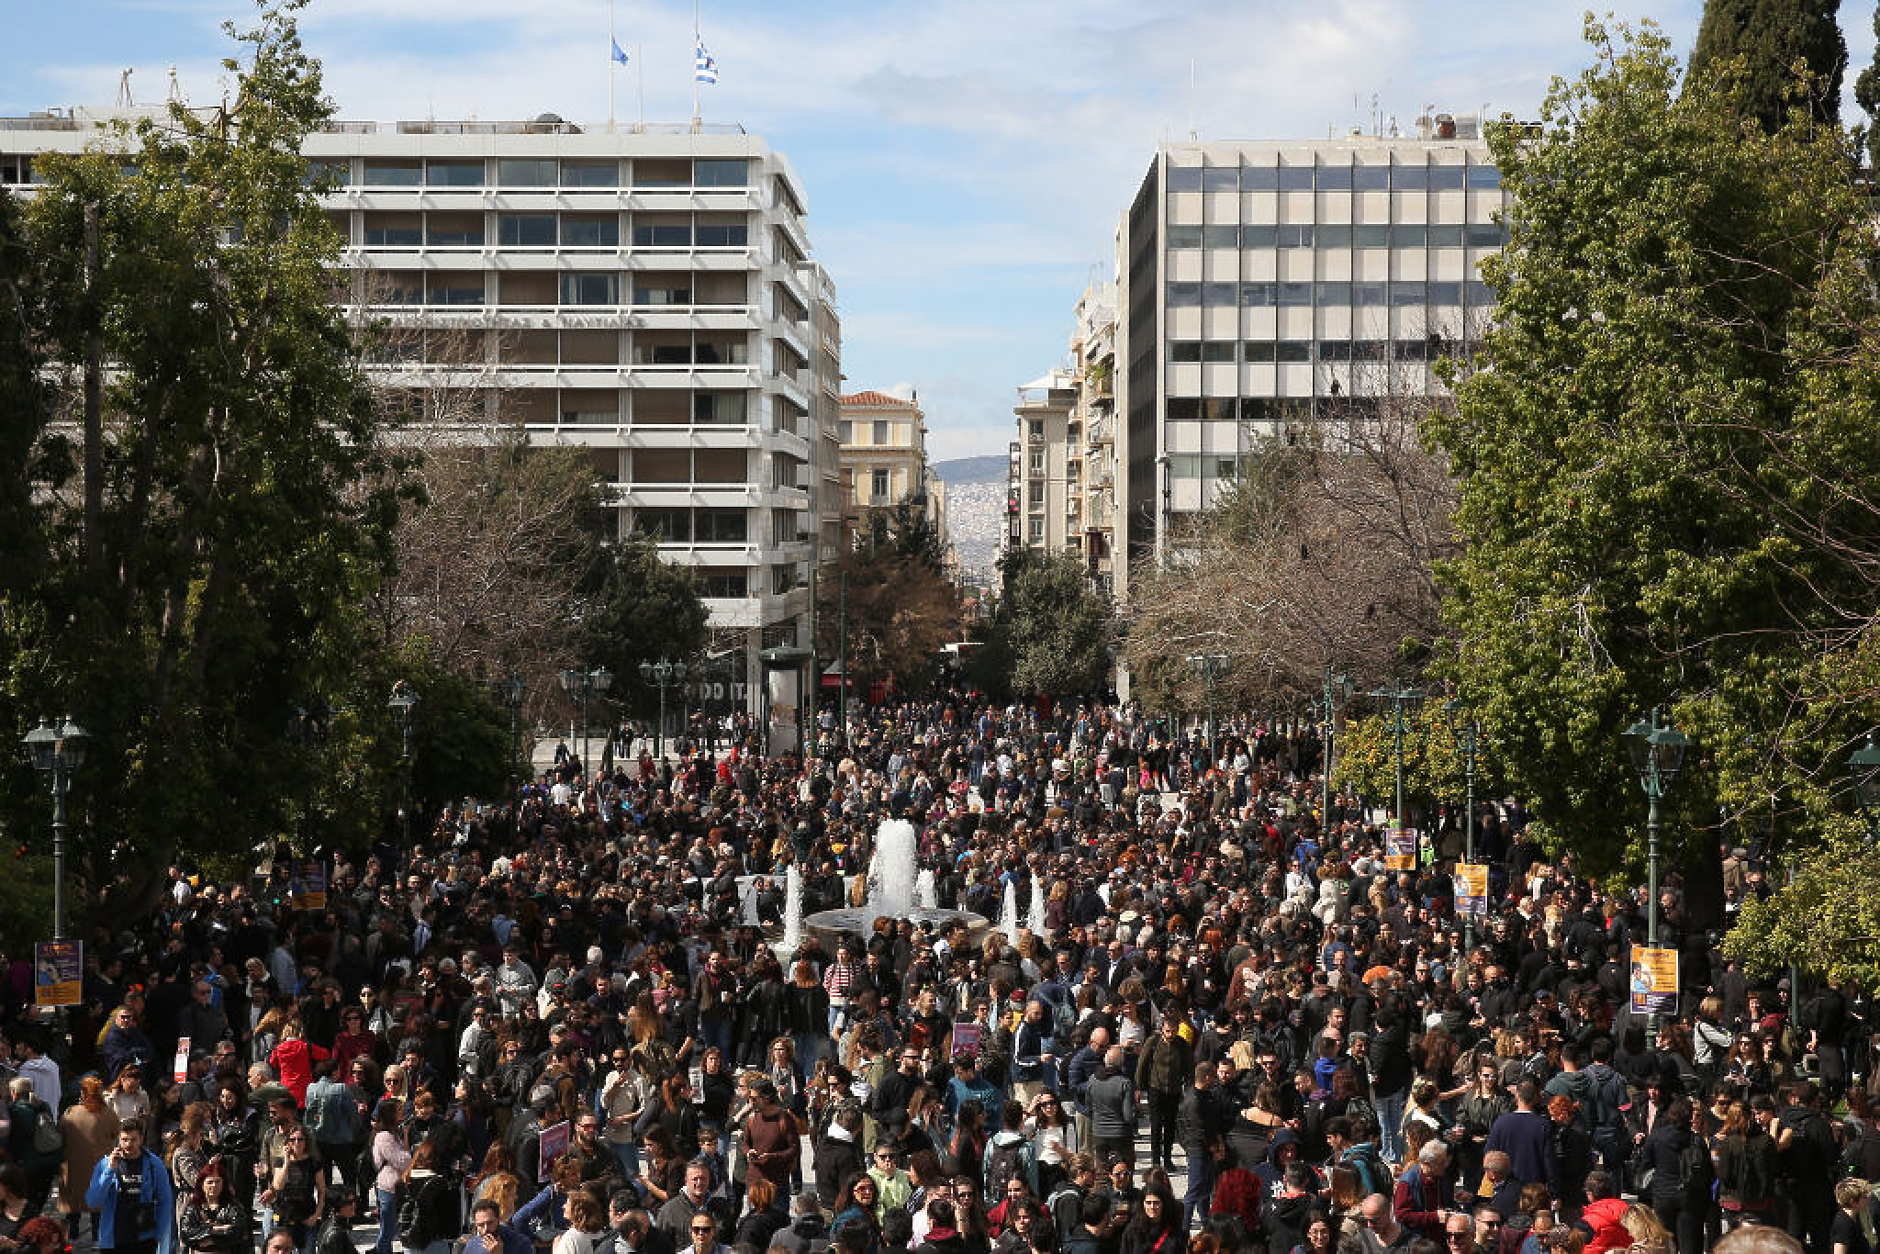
[1368,682,1426,827]
[1848,734,1880,840]
[1444,698,1481,947]
[495,675,524,793]
[22,716,88,940]
[557,666,612,770]
[285,701,334,847]
[388,682,419,846]
[1622,707,1690,1033]
[1185,652,1229,765]
[638,659,688,761]
[1320,668,1352,829]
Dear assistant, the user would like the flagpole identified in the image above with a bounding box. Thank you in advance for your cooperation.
[691,0,701,131]
[637,45,645,132]
[608,0,617,132]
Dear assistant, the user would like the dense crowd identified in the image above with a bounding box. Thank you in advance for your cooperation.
[0,694,1871,1254]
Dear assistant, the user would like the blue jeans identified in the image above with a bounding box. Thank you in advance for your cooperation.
[375,1186,398,1254]
[609,1140,641,1182]
[1375,1088,1408,1163]
[700,1017,731,1055]
[1182,1150,1216,1230]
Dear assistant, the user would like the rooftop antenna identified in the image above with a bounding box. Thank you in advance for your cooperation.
[168,65,183,105]
[116,68,133,109]
[1188,59,1198,140]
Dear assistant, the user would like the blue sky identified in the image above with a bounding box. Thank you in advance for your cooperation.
[9,0,1878,459]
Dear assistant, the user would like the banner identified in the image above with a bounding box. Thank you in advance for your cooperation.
[34,940,81,1008]
[1629,946,1679,1017]
[291,859,327,911]
[174,1037,191,1083]
[1385,829,1418,871]
[537,1120,570,1181]
[1454,863,1488,917]
[951,1023,982,1058]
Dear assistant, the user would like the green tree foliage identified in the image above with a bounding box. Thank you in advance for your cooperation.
[581,534,711,713]
[1334,703,1508,824]
[1427,20,1880,902]
[820,506,961,696]
[0,2,406,921]
[1855,3,1880,167]
[1689,0,1846,131]
[992,550,1111,699]
[1725,823,1880,984]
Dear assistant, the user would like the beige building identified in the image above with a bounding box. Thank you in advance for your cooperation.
[837,390,949,560]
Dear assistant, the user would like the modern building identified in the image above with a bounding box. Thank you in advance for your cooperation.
[1116,117,1507,570]
[0,107,841,738]
[1002,370,1080,580]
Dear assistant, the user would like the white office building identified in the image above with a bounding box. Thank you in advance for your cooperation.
[1,109,841,733]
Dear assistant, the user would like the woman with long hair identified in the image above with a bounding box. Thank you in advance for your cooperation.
[635,1127,684,1206]
[786,961,833,1072]
[950,1102,988,1193]
[1454,1054,1509,1195]
[166,1102,214,1198]
[1023,1092,1078,1198]
[1286,1211,1335,1254]
[1119,1179,1183,1254]
[550,1189,603,1254]
[105,1063,153,1128]
[58,1074,120,1242]
[369,1100,411,1254]
[1714,1100,1776,1233]
[400,1140,459,1254]
[177,1160,251,1254]
[832,1172,883,1254]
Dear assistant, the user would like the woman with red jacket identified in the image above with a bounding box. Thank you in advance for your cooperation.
[268,1024,330,1109]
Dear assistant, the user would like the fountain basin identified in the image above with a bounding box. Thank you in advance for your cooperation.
[797,905,993,952]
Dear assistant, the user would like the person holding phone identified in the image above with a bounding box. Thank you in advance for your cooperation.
[85,1121,175,1254]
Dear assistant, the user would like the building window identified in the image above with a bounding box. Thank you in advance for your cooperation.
[700,570,749,598]
[498,215,557,248]
[362,160,421,186]
[872,468,891,499]
[633,222,693,248]
[694,509,748,543]
[695,220,749,247]
[561,218,620,247]
[873,420,890,445]
[559,273,619,305]
[693,391,748,425]
[425,160,483,187]
[1467,164,1501,188]
[1166,225,1202,249]
[1202,342,1234,363]
[497,159,557,188]
[1028,517,1044,542]
[694,159,749,187]
[562,161,620,188]
[840,421,853,444]
[1170,342,1202,363]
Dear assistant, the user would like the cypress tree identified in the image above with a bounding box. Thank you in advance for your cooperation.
[1854,4,1880,167]
[1688,0,1845,131]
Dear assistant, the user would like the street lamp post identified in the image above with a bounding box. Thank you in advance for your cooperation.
[388,682,418,847]
[1622,707,1690,1036]
[22,716,88,940]
[557,666,612,770]
[1847,734,1880,840]
[1320,668,1352,831]
[1185,653,1229,766]
[638,659,688,762]
[1444,699,1480,947]
[496,675,524,794]
[1368,682,1426,826]
[285,702,334,847]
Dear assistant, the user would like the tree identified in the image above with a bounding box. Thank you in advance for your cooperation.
[995,551,1111,699]
[1725,823,1880,985]
[820,505,961,696]
[580,534,710,716]
[0,1,407,916]
[1426,19,1880,906]
[1855,3,1880,167]
[1689,0,1846,131]
[1125,394,1460,714]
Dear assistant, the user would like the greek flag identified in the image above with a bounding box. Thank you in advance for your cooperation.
[611,38,629,66]
[694,35,718,84]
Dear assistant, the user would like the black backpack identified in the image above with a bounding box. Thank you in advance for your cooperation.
[1678,1137,1714,1193]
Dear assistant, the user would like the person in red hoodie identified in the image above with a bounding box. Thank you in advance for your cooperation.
[1577,1169,1630,1254]
[268,1024,330,1110]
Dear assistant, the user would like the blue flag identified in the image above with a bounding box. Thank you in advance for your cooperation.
[611,38,630,66]
[694,35,718,84]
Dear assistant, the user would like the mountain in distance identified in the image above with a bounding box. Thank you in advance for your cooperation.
[931,454,1006,485]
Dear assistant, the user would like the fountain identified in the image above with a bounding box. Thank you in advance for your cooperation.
[1001,879,1020,945]
[779,865,804,957]
[802,818,989,948]
[1026,878,1047,937]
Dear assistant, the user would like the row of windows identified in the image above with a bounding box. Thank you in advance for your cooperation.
[368,274,749,307]
[630,508,750,543]
[1166,222,1506,250]
[1170,338,1461,366]
[359,215,749,249]
[1166,160,1500,193]
[1166,280,1494,308]
[313,157,750,190]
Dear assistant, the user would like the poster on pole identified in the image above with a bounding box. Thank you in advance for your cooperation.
[1629,946,1680,1017]
[174,1037,192,1084]
[291,860,327,911]
[1454,863,1489,917]
[34,940,82,1008]
[1385,829,1418,871]
[950,1023,982,1058]
[537,1120,571,1182]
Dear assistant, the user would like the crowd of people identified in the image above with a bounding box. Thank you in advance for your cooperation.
[0,693,1872,1254]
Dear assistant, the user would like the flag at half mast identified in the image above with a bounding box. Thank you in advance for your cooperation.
[611,38,630,65]
[694,35,718,84]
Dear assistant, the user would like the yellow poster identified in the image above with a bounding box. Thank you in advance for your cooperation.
[1385,829,1417,871]
[34,940,81,1008]
[1629,945,1679,1016]
[1455,863,1488,916]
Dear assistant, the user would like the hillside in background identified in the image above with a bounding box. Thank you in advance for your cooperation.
[933,456,1006,582]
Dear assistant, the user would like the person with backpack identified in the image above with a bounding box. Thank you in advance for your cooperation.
[1642,1097,1711,1254]
[985,1102,1036,1204]
[1578,1038,1630,1182]
[398,1140,461,1254]
[1132,1019,1191,1175]
[304,1061,366,1201]
[5,1078,60,1216]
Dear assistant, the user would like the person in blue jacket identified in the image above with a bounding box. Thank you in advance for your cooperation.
[85,1120,175,1254]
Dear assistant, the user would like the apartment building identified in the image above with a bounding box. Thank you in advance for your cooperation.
[1117,119,1507,570]
[1003,371,1080,575]
[0,108,841,733]
[837,389,949,553]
